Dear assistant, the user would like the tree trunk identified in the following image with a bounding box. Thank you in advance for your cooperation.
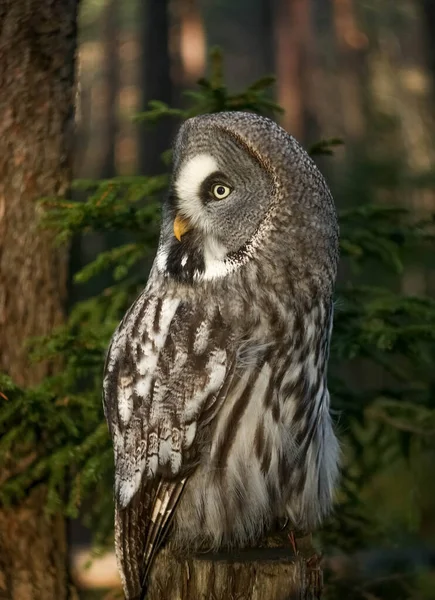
[331,0,368,141]
[138,0,174,175]
[175,0,206,88]
[0,0,79,598]
[100,0,119,179]
[147,533,322,600]
[260,0,276,77]
[0,488,75,600]
[272,0,311,142]
[421,0,435,98]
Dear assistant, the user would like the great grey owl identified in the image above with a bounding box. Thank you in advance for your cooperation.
[103,111,339,599]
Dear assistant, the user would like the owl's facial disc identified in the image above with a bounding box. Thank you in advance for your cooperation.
[158,126,275,284]
[173,180,232,241]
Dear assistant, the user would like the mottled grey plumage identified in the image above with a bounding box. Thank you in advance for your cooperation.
[103,111,339,599]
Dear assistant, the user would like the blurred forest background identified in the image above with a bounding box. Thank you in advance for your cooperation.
[1,0,435,598]
[72,0,435,596]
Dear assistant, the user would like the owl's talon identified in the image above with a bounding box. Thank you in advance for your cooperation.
[288,530,298,555]
[306,552,322,568]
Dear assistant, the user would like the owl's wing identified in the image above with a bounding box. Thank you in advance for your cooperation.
[103,295,236,599]
[114,475,186,600]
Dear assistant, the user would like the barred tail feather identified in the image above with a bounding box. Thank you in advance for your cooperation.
[115,482,152,599]
[142,478,187,590]
[115,478,187,600]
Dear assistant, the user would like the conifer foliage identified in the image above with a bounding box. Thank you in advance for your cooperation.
[1,49,434,556]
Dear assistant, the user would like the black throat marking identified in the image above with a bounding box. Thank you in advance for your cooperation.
[166,232,205,284]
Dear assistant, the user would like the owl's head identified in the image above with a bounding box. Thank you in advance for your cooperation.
[156,112,338,287]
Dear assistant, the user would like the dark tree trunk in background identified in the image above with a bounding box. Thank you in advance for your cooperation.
[0,0,79,598]
[260,0,276,77]
[74,58,92,176]
[101,0,120,178]
[421,0,435,97]
[331,0,368,141]
[138,0,174,175]
[272,0,311,142]
[174,0,206,88]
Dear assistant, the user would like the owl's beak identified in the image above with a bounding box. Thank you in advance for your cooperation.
[173,214,191,241]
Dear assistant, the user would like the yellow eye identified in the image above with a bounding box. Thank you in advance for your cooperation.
[211,183,231,200]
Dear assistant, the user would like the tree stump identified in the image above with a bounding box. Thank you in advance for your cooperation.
[147,532,322,600]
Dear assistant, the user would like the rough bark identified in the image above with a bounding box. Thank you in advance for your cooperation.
[0,0,78,384]
[147,533,323,600]
[0,0,79,598]
[0,488,76,600]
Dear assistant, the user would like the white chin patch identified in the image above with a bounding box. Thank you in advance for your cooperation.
[175,154,219,227]
[198,237,232,281]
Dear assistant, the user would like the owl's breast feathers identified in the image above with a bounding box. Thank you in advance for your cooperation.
[103,276,336,599]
